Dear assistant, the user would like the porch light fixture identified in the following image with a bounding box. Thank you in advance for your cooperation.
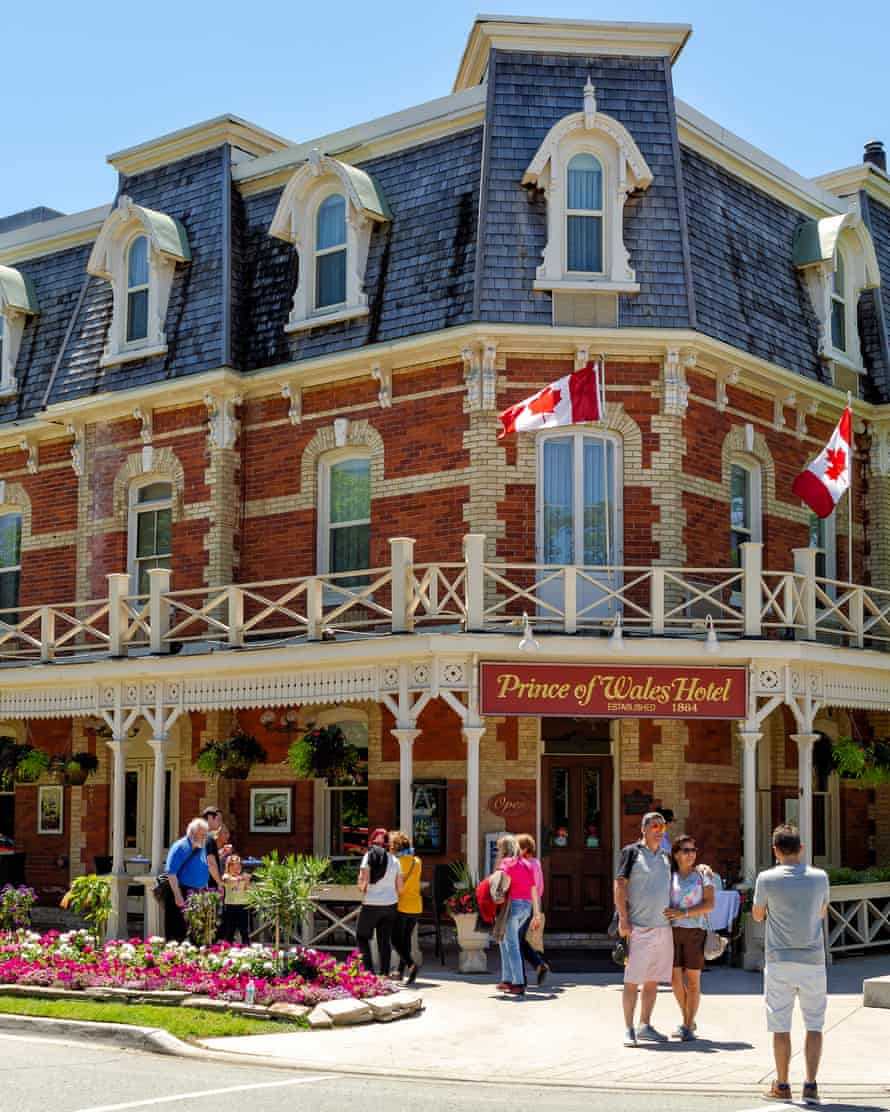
[608,612,623,651]
[518,611,540,653]
[704,614,719,654]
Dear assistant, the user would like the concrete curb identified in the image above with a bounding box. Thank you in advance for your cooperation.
[1,1014,885,1101]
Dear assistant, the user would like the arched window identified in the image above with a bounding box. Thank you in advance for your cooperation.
[315,195,347,310]
[126,235,150,343]
[128,481,172,594]
[0,512,21,613]
[831,249,847,353]
[318,453,371,582]
[566,154,604,274]
[730,459,762,568]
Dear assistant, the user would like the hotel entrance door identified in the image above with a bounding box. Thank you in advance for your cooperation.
[542,753,613,930]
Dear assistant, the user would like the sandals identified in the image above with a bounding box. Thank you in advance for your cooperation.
[762,1081,792,1101]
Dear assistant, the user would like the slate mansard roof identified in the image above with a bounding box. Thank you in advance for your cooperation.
[3,24,890,426]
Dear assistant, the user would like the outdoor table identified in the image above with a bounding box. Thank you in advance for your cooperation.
[710,888,741,931]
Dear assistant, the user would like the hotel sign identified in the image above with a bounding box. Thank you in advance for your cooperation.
[480,663,747,719]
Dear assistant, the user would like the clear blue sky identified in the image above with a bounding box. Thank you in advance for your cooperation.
[4,0,887,218]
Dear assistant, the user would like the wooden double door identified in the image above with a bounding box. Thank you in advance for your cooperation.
[542,754,613,930]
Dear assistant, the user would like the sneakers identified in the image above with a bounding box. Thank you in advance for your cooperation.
[635,1023,668,1043]
[623,1026,637,1047]
[672,1025,694,1041]
[536,962,550,986]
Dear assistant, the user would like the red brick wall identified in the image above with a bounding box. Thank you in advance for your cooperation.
[684,782,741,879]
[685,721,733,764]
[840,785,874,868]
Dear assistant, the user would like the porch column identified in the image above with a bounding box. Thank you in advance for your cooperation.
[462,725,484,879]
[105,736,130,940]
[147,738,169,875]
[392,728,420,832]
[792,733,819,863]
[739,726,762,883]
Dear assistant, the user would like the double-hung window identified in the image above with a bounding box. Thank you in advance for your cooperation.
[540,432,617,566]
[0,512,21,614]
[809,512,836,583]
[831,250,847,354]
[566,154,604,274]
[315,195,347,310]
[126,235,150,343]
[319,455,370,585]
[730,461,761,568]
[130,482,172,594]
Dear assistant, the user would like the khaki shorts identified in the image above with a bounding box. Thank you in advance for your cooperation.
[764,961,827,1033]
[624,926,674,985]
[672,926,706,971]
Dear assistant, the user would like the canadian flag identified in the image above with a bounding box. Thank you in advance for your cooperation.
[792,406,852,518]
[498,361,602,439]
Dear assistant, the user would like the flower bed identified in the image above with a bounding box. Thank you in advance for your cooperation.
[0,931,396,1008]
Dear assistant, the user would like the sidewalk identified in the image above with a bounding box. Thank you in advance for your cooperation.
[201,952,890,1100]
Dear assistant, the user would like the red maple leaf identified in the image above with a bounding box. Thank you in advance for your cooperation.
[824,446,846,481]
[528,385,561,415]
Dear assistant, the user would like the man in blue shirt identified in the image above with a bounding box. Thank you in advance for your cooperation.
[164,817,210,940]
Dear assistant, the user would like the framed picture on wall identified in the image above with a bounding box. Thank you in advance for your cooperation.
[38,785,64,835]
[249,787,292,833]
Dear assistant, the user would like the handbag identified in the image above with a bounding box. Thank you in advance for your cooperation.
[611,939,628,967]
[525,912,545,953]
[152,844,200,904]
[704,929,728,961]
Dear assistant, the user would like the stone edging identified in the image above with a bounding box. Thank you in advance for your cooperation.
[0,983,423,1027]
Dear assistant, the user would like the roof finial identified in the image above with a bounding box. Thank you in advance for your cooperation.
[583,76,597,129]
[308,147,322,175]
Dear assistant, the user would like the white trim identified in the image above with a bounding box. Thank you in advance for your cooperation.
[37,784,64,836]
[730,456,762,555]
[119,755,180,858]
[0,205,111,266]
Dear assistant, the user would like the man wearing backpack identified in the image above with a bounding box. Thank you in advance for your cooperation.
[357,828,404,975]
[614,811,673,1047]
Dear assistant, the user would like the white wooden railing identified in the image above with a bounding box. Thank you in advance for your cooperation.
[827,882,890,954]
[0,537,888,664]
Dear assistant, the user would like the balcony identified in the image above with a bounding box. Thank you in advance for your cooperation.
[0,538,887,665]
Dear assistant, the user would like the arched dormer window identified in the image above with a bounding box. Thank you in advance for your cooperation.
[793,210,880,379]
[269,150,390,333]
[315,194,348,310]
[87,195,190,368]
[0,265,39,396]
[126,235,150,343]
[566,154,604,274]
[522,79,652,322]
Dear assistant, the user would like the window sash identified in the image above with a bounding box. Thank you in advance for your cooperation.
[830,295,846,352]
[541,433,616,566]
[316,249,347,309]
[566,214,603,273]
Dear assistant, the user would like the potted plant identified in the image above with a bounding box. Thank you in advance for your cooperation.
[61,752,100,787]
[196,729,268,780]
[60,874,112,944]
[245,851,329,969]
[445,861,488,973]
[287,723,361,783]
[832,736,890,787]
[14,746,51,784]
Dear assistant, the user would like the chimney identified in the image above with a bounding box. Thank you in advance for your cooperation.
[863,140,886,173]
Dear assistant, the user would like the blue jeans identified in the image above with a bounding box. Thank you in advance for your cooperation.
[499,898,531,985]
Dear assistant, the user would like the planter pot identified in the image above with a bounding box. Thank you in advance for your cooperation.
[309,884,362,901]
[64,768,89,787]
[221,765,251,780]
[450,911,488,974]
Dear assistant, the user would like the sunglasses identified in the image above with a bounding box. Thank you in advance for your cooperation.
[648,823,666,831]
[677,846,697,854]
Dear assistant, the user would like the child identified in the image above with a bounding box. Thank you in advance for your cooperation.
[220,854,251,943]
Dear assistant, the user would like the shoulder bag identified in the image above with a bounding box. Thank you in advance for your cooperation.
[152,844,201,904]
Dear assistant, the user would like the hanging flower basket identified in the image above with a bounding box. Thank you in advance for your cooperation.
[62,752,100,787]
[287,724,360,783]
[14,747,51,785]
[197,730,268,780]
[832,736,890,787]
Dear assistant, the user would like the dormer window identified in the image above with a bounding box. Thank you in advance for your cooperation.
[0,265,39,397]
[126,235,150,343]
[793,210,880,375]
[567,154,604,274]
[87,195,190,367]
[830,249,846,354]
[315,194,348,310]
[522,79,653,322]
[270,150,391,333]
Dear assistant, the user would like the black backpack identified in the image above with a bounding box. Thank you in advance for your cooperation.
[367,844,388,885]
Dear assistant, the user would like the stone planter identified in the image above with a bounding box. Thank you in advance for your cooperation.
[450,911,488,973]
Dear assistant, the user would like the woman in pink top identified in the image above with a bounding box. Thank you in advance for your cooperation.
[495,833,541,996]
[517,833,550,985]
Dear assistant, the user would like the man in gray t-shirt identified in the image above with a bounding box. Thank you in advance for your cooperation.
[752,823,829,1104]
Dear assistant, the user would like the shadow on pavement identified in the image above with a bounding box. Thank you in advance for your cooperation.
[636,1038,754,1052]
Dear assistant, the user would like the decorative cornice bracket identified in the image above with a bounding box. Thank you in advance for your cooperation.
[370,362,393,409]
[461,339,498,411]
[795,398,819,441]
[715,366,740,413]
[205,393,242,451]
[19,437,37,475]
[280,383,302,426]
[661,348,692,417]
[65,423,83,477]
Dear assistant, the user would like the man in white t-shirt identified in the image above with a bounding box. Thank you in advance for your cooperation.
[357,827,404,976]
[753,823,829,1104]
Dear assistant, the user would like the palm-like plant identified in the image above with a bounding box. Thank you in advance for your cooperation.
[245,852,329,968]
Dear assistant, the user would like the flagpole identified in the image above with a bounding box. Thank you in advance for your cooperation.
[847,391,853,581]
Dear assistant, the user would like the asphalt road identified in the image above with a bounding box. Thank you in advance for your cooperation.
[0,1032,887,1112]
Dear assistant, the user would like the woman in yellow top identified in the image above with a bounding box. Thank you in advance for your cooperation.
[389,829,422,984]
